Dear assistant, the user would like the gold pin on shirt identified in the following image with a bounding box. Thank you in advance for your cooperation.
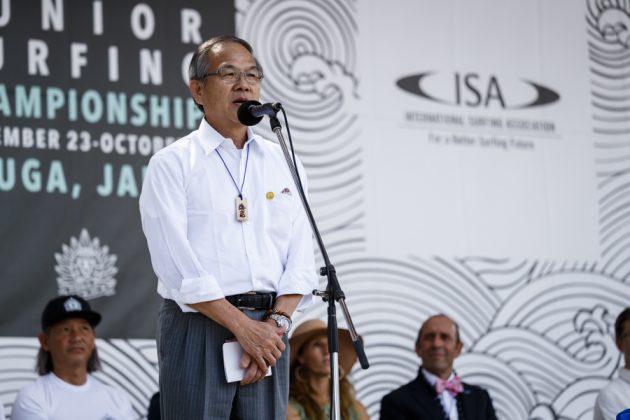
[266,191,275,200]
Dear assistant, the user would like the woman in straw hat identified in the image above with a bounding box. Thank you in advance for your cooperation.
[287,319,368,420]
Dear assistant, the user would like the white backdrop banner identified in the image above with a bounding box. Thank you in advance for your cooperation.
[359,0,599,260]
[238,0,630,419]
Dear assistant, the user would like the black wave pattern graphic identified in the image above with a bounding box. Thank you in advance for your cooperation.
[1,258,624,419]
[0,338,157,419]
[236,0,365,261]
[293,255,629,420]
[586,0,630,279]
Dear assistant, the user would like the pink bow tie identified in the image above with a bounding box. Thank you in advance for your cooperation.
[435,376,464,397]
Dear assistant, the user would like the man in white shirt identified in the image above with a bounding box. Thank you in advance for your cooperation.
[380,314,497,420]
[139,35,317,419]
[12,295,134,420]
[594,307,630,420]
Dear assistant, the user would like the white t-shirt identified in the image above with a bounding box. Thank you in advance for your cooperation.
[12,372,134,420]
[0,401,6,420]
[594,367,630,420]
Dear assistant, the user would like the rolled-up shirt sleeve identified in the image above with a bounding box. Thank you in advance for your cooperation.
[277,158,318,310]
[139,152,224,310]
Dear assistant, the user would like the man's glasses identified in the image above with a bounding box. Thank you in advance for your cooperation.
[201,66,263,85]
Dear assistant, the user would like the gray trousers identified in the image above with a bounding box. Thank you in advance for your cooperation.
[157,299,289,420]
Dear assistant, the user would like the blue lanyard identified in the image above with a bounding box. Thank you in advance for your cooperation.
[215,143,250,199]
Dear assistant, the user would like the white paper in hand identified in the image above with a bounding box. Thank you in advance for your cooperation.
[223,341,272,383]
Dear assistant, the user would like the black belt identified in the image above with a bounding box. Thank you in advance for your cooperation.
[225,292,276,310]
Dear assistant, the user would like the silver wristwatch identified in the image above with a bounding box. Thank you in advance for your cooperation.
[269,313,292,334]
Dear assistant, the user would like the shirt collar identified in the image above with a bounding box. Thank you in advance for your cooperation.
[196,117,266,156]
[50,371,91,389]
[422,367,455,387]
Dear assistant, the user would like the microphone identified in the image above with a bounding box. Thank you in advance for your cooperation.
[237,100,282,126]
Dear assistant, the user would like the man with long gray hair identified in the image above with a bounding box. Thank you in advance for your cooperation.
[12,295,133,419]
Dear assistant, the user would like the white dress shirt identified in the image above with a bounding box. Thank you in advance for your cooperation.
[139,118,317,312]
[422,368,460,420]
[594,367,630,420]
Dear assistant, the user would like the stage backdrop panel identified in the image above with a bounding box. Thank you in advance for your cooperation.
[360,0,599,260]
[0,0,235,337]
[2,0,630,419]
[0,0,234,417]
[239,0,630,419]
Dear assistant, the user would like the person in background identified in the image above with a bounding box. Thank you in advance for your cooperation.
[12,295,134,420]
[594,307,630,420]
[380,314,497,420]
[147,391,160,420]
[287,319,368,420]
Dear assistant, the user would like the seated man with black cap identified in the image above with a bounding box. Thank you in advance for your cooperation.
[12,295,134,420]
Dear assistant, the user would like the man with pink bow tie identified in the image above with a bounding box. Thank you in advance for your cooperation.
[380,314,497,420]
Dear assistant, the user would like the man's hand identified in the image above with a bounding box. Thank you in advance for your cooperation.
[189,295,302,384]
[239,352,267,384]
[239,319,288,384]
[235,318,285,375]
[265,318,288,337]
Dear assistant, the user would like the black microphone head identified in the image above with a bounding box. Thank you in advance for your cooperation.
[237,100,264,126]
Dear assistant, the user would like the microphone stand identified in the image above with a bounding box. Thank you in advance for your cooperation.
[268,113,369,420]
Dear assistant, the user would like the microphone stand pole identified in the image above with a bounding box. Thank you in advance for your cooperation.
[268,114,369,420]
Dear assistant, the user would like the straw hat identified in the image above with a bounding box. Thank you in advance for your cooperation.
[289,319,360,376]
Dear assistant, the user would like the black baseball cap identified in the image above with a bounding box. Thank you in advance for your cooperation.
[41,295,102,330]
